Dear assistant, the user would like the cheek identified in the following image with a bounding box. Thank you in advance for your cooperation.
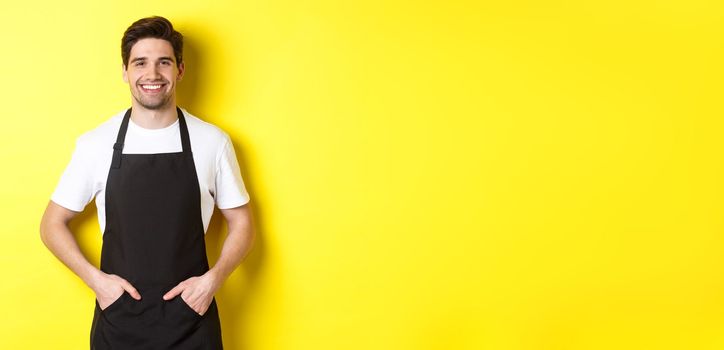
[126,70,143,81]
[131,74,144,85]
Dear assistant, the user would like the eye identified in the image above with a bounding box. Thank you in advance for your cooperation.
[134,61,144,67]
[161,60,172,66]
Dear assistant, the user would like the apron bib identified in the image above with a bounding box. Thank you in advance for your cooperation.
[90,108,223,349]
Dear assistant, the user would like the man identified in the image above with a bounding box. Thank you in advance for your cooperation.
[39,16,254,349]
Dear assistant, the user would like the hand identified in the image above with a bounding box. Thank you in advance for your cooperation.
[162,272,220,316]
[91,272,141,310]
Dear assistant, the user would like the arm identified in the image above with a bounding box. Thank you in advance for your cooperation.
[210,204,255,283]
[39,200,141,308]
[162,203,255,314]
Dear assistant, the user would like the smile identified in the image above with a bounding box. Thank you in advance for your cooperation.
[140,83,166,92]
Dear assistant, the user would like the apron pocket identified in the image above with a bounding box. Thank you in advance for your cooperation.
[94,292,149,347]
[99,292,126,313]
[175,296,202,318]
[158,295,203,337]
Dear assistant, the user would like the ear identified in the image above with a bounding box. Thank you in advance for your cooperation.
[177,62,185,81]
[122,64,128,83]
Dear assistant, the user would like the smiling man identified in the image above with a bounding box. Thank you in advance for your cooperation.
[39,16,254,349]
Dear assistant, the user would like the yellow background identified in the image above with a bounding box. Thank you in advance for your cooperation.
[1,0,723,349]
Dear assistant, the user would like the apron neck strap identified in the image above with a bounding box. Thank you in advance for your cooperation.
[111,107,190,169]
[177,107,192,154]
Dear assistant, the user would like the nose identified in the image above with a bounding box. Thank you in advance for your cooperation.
[147,64,162,79]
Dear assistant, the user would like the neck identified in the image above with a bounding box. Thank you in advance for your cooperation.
[130,100,178,129]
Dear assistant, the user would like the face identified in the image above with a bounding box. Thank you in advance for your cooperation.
[123,38,184,110]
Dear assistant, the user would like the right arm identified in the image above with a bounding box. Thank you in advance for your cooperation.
[39,200,141,308]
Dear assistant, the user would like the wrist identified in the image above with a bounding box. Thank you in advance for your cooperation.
[84,267,104,292]
[206,268,224,289]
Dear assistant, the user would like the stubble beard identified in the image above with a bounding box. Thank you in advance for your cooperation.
[134,92,172,110]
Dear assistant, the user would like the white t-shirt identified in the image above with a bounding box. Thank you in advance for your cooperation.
[51,108,250,234]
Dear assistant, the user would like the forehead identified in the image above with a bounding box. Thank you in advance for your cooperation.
[129,38,175,61]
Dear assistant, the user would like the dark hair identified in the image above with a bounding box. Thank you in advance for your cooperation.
[121,16,183,68]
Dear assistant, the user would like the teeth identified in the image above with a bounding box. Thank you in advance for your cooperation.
[142,85,162,90]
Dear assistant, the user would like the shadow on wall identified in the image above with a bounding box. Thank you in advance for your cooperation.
[67,26,266,350]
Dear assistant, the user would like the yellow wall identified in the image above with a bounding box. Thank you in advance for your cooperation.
[2,0,724,349]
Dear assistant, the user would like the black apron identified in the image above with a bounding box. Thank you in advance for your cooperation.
[90,108,223,350]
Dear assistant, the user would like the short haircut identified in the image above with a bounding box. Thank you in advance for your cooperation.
[121,16,183,68]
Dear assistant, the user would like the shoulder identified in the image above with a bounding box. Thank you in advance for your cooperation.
[182,108,232,147]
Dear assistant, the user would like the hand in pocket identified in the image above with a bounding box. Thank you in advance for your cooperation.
[93,272,142,310]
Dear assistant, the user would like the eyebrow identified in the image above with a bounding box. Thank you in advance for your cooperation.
[130,56,175,63]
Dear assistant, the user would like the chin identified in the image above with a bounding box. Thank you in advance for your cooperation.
[134,96,172,110]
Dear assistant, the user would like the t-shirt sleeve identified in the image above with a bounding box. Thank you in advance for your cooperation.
[50,137,96,212]
[214,135,251,209]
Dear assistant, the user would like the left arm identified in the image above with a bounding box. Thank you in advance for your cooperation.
[163,204,255,315]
